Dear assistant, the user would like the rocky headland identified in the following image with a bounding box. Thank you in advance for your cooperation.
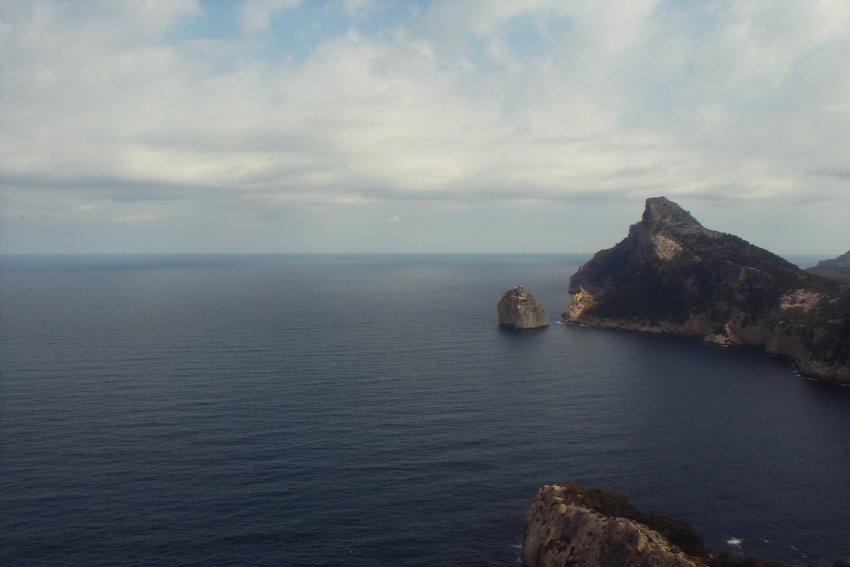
[564,197,850,383]
[807,250,850,282]
[498,285,550,329]
[522,483,782,567]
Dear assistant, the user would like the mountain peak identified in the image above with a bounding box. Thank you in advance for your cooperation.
[642,196,704,231]
[565,197,850,383]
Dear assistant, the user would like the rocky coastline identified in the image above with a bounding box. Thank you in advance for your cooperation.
[523,484,699,567]
[522,483,787,567]
[563,197,850,384]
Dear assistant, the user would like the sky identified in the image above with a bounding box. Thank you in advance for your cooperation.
[1,0,849,255]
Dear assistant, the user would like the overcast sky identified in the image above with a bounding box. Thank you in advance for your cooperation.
[1,0,848,255]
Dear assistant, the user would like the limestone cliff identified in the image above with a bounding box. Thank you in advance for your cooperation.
[499,285,550,329]
[564,197,850,383]
[523,484,700,567]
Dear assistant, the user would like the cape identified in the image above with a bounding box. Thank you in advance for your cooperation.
[564,197,850,383]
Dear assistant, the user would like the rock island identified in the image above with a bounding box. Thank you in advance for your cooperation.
[498,285,550,329]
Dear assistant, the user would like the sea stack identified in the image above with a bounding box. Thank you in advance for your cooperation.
[565,196,850,383]
[498,285,549,329]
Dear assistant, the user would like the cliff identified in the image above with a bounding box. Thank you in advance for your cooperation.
[807,250,850,282]
[499,285,550,329]
[523,484,699,567]
[564,197,850,383]
[522,483,782,567]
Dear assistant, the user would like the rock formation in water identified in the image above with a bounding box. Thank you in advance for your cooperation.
[564,197,850,383]
[522,483,782,567]
[807,250,850,282]
[498,285,550,329]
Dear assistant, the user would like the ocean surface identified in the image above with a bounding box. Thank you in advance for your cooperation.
[1,254,848,566]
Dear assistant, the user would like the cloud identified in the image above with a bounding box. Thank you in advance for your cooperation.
[0,0,848,252]
[114,213,162,224]
[73,204,102,212]
[343,0,375,16]
[809,167,850,180]
[241,192,375,206]
[238,0,300,33]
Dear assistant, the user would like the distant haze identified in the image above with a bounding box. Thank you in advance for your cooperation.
[1,1,849,254]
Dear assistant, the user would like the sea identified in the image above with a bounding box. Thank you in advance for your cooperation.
[1,254,848,567]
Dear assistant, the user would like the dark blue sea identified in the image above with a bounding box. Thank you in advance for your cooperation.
[1,254,849,566]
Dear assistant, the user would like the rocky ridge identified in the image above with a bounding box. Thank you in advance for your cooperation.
[564,197,850,383]
[523,485,698,567]
[522,485,697,567]
[522,483,782,567]
[498,285,550,329]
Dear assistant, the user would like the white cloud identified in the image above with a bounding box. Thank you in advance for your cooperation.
[0,0,848,252]
[238,0,300,33]
[343,0,375,16]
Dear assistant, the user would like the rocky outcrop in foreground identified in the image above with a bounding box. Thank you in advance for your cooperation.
[498,285,550,329]
[522,483,782,567]
[807,250,850,282]
[564,197,850,383]
[523,484,699,567]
